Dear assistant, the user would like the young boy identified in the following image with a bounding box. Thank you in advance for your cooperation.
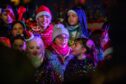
[64,38,95,83]
[35,5,54,48]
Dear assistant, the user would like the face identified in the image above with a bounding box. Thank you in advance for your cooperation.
[27,40,44,57]
[12,23,24,37]
[54,34,69,48]
[37,15,51,31]
[1,7,15,24]
[72,41,86,56]
[68,12,78,26]
[13,39,26,51]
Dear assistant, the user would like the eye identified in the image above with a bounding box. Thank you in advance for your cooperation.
[36,46,40,49]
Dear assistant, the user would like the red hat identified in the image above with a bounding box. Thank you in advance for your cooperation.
[36,5,52,20]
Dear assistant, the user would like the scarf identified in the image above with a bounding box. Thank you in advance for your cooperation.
[40,24,54,48]
[52,43,71,57]
[67,24,79,31]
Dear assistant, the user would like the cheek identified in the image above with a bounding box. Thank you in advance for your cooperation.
[19,29,23,34]
[12,30,17,35]
[28,48,34,54]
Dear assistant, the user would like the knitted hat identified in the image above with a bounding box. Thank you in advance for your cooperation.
[67,9,77,15]
[36,5,52,20]
[53,24,69,41]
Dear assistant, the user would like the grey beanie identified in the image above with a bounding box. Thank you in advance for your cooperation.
[53,24,69,41]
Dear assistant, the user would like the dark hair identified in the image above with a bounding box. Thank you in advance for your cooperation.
[12,35,25,44]
[75,38,90,54]
[11,21,26,30]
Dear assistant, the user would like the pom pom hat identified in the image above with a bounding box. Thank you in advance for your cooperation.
[36,5,52,20]
[53,24,69,41]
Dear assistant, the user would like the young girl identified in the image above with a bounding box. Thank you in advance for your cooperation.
[47,24,73,83]
[64,38,95,83]
[10,21,26,37]
[35,5,54,48]
[26,35,56,83]
[65,7,89,46]
[12,35,26,51]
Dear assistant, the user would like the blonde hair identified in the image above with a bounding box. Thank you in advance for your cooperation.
[26,35,45,60]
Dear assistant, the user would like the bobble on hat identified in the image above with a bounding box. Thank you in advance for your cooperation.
[36,5,52,20]
[53,24,69,41]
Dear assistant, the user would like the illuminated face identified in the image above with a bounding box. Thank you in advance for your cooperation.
[72,41,83,56]
[72,41,86,56]
[1,7,15,24]
[68,12,78,26]
[11,0,20,6]
[27,38,45,68]
[54,34,69,48]
[13,39,26,51]
[27,39,44,57]
[37,15,51,31]
[12,23,24,37]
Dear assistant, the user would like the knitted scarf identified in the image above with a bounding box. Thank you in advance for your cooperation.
[52,43,71,57]
[40,24,54,48]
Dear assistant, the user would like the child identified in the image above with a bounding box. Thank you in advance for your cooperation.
[12,35,26,51]
[35,5,54,48]
[47,24,73,83]
[65,7,89,46]
[26,35,56,83]
[64,38,95,83]
[10,21,26,37]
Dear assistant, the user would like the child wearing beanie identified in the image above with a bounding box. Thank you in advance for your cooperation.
[46,23,73,83]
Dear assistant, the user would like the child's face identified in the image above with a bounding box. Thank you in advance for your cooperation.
[71,41,86,56]
[37,15,51,30]
[68,12,78,26]
[54,34,69,48]
[12,23,24,37]
[27,40,43,57]
[13,39,26,51]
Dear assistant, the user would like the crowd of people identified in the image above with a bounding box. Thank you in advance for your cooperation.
[0,0,113,84]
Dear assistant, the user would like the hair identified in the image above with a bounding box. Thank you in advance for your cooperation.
[75,38,90,54]
[12,34,25,44]
[11,20,26,30]
[26,34,45,59]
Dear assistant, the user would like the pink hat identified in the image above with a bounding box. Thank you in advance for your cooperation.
[36,5,52,20]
